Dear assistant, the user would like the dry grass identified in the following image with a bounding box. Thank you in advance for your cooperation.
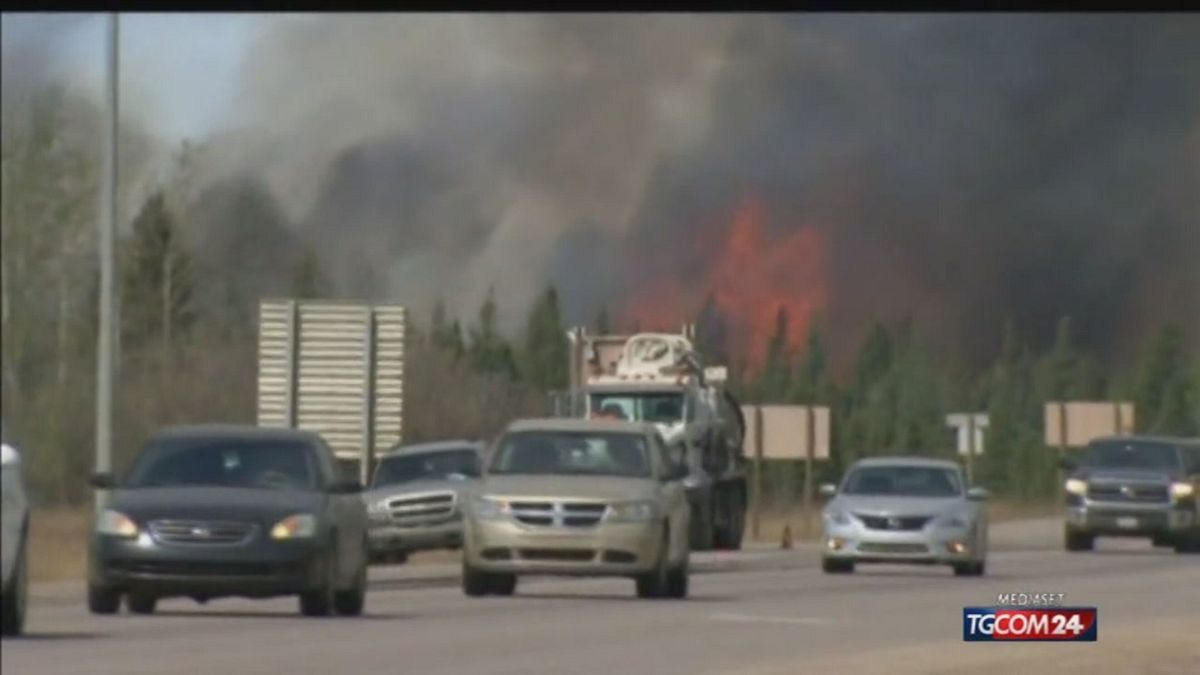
[28,508,90,583]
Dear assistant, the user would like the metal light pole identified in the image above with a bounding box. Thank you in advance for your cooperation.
[95,13,120,511]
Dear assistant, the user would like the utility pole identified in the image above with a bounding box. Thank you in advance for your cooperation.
[95,13,119,511]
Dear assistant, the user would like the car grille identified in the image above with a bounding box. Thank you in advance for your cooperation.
[855,514,933,531]
[510,501,608,528]
[1087,482,1169,504]
[858,542,929,554]
[386,491,457,526]
[149,520,256,546]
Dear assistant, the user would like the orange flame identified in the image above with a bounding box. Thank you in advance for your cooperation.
[620,194,828,373]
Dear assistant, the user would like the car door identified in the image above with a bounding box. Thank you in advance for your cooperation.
[651,432,688,563]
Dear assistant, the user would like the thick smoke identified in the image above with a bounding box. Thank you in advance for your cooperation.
[207,14,1198,365]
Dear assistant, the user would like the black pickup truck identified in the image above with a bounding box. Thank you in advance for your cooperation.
[1060,436,1200,554]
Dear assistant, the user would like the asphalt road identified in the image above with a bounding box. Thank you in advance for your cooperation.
[4,518,1198,675]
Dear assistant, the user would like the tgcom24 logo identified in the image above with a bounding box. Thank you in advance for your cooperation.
[962,607,1098,642]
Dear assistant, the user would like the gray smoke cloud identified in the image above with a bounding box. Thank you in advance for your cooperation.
[203,14,1198,364]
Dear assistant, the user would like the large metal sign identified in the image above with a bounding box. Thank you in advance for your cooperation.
[1044,401,1134,448]
[257,300,407,470]
[741,404,830,461]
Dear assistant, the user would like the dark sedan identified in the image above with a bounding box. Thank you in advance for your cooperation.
[88,425,369,617]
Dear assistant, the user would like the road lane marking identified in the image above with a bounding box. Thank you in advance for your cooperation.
[709,612,837,626]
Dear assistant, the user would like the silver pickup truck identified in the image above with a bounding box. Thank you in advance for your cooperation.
[362,440,483,564]
[1061,435,1200,554]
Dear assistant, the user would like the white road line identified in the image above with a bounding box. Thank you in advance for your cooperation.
[709,612,837,626]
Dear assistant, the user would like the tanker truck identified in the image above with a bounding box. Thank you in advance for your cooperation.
[551,326,748,551]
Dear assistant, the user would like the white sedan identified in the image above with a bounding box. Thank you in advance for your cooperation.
[2,441,29,636]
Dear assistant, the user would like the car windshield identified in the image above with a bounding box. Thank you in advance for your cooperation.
[124,438,318,491]
[842,465,962,497]
[1083,440,1182,471]
[372,448,480,488]
[589,392,684,424]
[489,430,651,478]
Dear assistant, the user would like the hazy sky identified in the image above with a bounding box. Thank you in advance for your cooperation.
[2,12,270,142]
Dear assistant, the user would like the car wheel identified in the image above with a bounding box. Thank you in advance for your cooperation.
[636,530,671,599]
[462,560,492,597]
[1,536,28,636]
[953,560,986,577]
[87,584,121,615]
[126,592,157,615]
[1152,534,1173,548]
[334,547,367,616]
[821,557,854,574]
[489,573,517,596]
[1064,529,1094,552]
[299,552,336,617]
[665,556,689,599]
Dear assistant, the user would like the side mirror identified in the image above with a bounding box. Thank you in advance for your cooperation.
[818,483,837,499]
[328,479,363,495]
[967,486,989,501]
[90,472,116,489]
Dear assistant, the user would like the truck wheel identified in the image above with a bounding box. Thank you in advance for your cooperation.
[665,557,689,599]
[1,537,28,635]
[690,503,715,552]
[1064,528,1095,552]
[88,584,121,615]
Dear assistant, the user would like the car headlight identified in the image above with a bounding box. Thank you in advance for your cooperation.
[935,514,968,528]
[270,514,317,540]
[96,509,139,538]
[1065,478,1088,496]
[606,500,658,522]
[1170,482,1195,500]
[823,509,851,526]
[470,495,509,520]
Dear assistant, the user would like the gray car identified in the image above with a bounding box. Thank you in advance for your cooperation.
[362,440,483,564]
[819,457,989,576]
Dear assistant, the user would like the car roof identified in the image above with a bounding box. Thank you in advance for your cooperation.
[851,456,962,470]
[505,417,657,435]
[378,439,483,459]
[150,424,321,444]
[585,382,686,394]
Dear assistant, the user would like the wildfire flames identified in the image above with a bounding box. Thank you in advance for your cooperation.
[620,194,828,372]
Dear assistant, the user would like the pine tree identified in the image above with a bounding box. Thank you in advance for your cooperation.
[429,300,465,359]
[756,306,793,402]
[1135,324,1197,435]
[522,286,568,390]
[694,292,730,367]
[121,190,196,351]
[792,321,828,404]
[468,287,519,379]
[290,246,326,300]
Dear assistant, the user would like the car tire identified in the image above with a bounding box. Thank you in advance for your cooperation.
[299,552,336,617]
[87,584,121,615]
[1152,534,1173,548]
[489,574,517,597]
[334,550,367,616]
[665,558,689,599]
[953,560,986,577]
[636,529,671,599]
[1064,529,1094,552]
[126,592,157,615]
[462,560,491,598]
[1,535,28,636]
[821,558,854,574]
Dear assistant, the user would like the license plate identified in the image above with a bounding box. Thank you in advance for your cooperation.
[1116,516,1139,529]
